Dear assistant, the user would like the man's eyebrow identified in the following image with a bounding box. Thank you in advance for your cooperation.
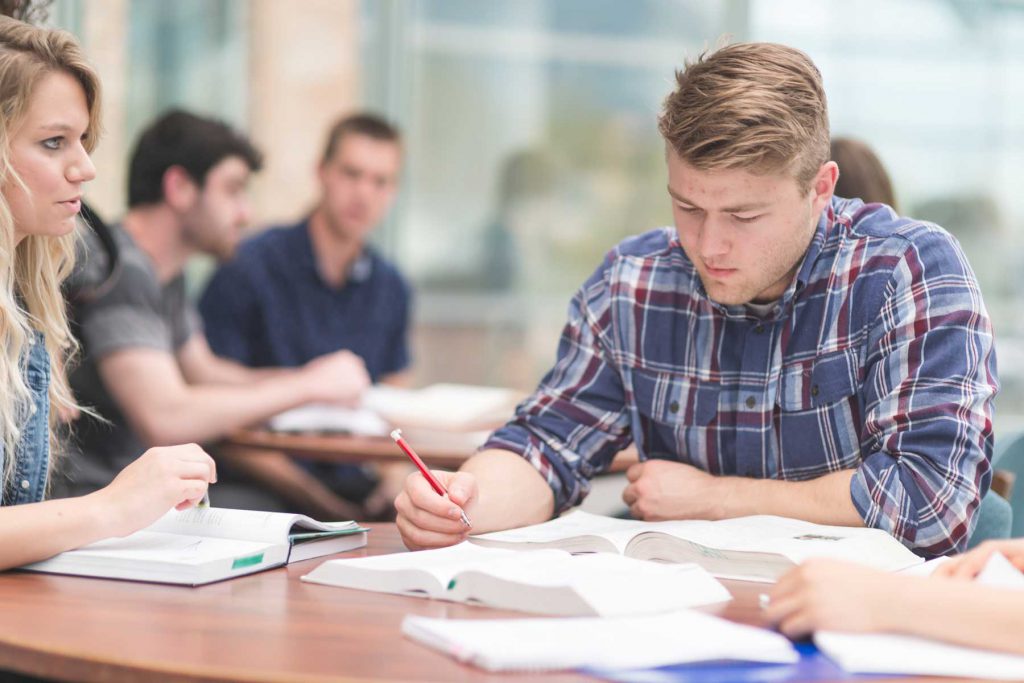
[666,186,770,213]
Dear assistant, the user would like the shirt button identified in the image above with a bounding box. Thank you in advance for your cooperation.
[20,479,30,490]
[753,324,765,334]
[745,396,756,409]
[811,385,820,397]
[669,400,680,414]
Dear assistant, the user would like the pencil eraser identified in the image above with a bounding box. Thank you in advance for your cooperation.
[390,429,402,441]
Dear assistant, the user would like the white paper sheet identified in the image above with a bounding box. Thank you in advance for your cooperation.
[402,610,797,671]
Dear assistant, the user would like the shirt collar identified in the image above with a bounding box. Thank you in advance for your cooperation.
[298,218,375,288]
[793,199,834,293]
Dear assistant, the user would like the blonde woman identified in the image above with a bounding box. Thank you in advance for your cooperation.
[0,15,215,570]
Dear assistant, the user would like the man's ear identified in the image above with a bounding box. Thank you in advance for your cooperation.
[162,165,199,212]
[810,161,839,213]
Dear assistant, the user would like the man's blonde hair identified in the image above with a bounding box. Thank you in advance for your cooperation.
[658,42,829,191]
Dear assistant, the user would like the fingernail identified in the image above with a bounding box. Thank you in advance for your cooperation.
[449,507,461,519]
[450,487,464,500]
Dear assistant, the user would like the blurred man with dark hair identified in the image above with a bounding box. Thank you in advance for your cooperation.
[199,111,410,517]
[57,110,372,518]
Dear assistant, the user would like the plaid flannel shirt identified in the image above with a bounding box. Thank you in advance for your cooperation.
[485,197,998,557]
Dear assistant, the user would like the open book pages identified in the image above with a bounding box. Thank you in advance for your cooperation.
[301,541,731,617]
[21,507,367,586]
[267,403,390,436]
[363,383,519,432]
[471,510,923,582]
[401,609,798,672]
[816,552,1024,679]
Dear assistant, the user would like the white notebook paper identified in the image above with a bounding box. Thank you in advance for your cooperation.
[401,610,797,672]
[302,541,731,617]
[816,552,1024,679]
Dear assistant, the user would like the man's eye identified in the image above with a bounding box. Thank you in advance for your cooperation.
[733,214,762,223]
[677,205,699,213]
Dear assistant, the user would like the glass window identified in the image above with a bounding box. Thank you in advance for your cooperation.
[363,0,1024,420]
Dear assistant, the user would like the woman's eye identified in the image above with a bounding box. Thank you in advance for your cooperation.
[41,137,62,150]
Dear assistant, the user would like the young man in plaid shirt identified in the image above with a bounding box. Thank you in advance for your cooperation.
[396,43,997,558]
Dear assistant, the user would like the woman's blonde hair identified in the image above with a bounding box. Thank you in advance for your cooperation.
[0,15,100,491]
[659,42,829,192]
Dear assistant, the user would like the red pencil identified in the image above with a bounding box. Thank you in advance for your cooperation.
[390,429,472,528]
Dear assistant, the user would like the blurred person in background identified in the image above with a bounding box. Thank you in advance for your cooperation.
[54,110,372,518]
[199,112,411,520]
[830,137,898,210]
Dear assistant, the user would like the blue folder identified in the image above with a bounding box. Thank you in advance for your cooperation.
[585,641,895,682]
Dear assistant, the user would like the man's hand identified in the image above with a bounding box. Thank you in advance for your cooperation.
[394,469,476,550]
[301,350,371,406]
[622,459,726,521]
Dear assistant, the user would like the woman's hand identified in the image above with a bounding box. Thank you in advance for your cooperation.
[92,443,217,537]
[765,559,902,638]
[933,539,1024,580]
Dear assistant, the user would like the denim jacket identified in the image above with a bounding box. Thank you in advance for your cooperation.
[1,332,50,505]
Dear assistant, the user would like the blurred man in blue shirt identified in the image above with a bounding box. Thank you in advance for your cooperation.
[200,113,411,518]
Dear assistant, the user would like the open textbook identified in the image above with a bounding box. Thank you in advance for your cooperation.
[471,511,922,582]
[816,552,1024,680]
[302,541,730,617]
[401,610,797,672]
[22,507,368,586]
[268,383,520,435]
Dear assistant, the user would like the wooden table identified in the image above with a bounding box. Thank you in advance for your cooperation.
[0,525,941,683]
[225,428,487,470]
[226,429,641,476]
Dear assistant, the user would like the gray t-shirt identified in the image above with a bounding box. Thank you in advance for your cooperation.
[59,225,199,493]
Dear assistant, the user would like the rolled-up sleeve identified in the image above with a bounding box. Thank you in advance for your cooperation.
[851,227,998,556]
[484,259,633,513]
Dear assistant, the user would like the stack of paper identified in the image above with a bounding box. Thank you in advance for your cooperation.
[364,383,518,431]
[267,404,389,436]
[401,610,797,672]
[816,552,1024,679]
[267,383,519,436]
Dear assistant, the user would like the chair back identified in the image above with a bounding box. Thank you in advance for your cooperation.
[993,430,1024,537]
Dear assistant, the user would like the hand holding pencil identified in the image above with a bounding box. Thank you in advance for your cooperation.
[392,429,478,550]
[391,429,471,528]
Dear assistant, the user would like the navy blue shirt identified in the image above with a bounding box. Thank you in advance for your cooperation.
[199,219,411,380]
